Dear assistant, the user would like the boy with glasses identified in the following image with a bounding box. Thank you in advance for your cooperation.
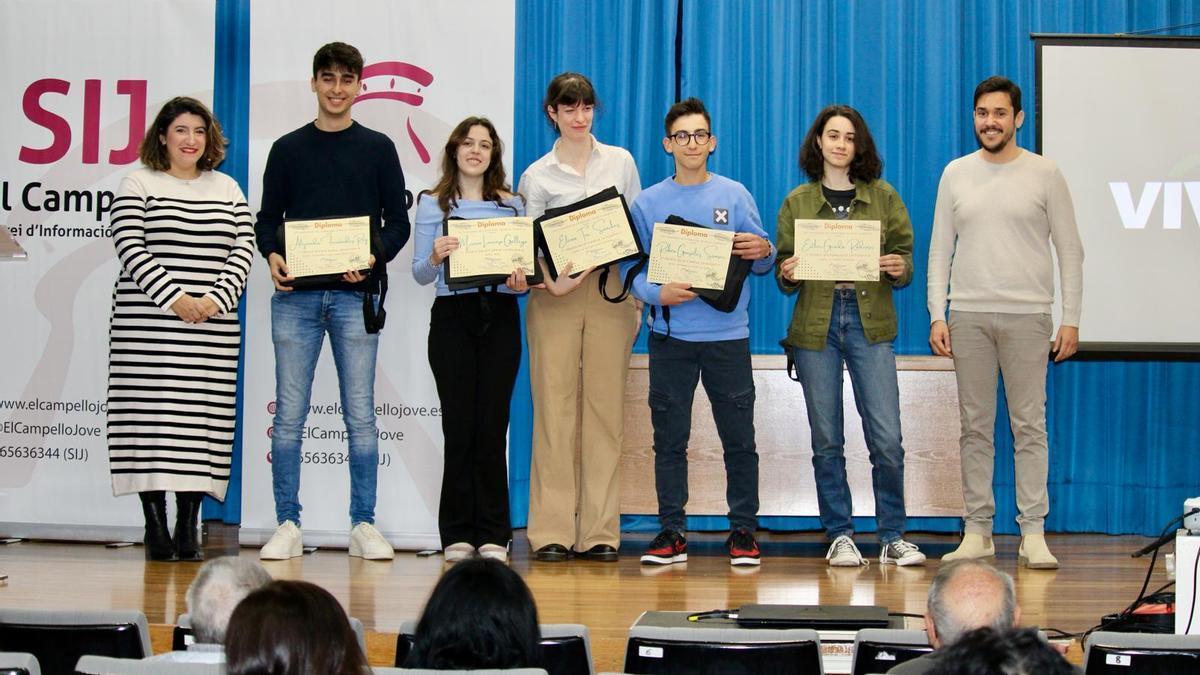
[624,98,775,566]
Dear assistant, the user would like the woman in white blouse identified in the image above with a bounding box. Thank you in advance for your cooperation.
[517,72,641,562]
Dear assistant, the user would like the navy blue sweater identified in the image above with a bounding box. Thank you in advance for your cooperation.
[255,121,410,291]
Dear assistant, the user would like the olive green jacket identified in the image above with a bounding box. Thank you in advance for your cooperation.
[774,179,914,351]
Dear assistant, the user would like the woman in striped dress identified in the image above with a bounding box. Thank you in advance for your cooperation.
[107,97,254,561]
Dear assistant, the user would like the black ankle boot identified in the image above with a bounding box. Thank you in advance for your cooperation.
[174,492,205,562]
[139,491,178,561]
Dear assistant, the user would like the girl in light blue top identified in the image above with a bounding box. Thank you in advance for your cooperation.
[412,117,527,563]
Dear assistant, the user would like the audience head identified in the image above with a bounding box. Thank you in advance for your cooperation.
[926,627,1074,675]
[406,557,541,670]
[225,580,367,675]
[186,556,272,645]
[926,560,1020,648]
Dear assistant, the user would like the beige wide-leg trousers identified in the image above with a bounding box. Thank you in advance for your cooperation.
[526,267,639,551]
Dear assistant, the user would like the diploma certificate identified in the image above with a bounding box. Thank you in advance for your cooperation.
[647,223,735,290]
[538,196,640,274]
[790,219,881,281]
[284,216,371,278]
[446,217,536,278]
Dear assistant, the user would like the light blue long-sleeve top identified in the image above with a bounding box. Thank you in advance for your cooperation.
[623,174,776,342]
[411,193,527,296]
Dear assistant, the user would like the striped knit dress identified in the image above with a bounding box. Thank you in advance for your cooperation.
[107,167,254,499]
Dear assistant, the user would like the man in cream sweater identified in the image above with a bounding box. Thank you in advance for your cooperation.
[927,76,1084,569]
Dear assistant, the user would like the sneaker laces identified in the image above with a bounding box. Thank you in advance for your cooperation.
[888,540,920,557]
[827,536,864,563]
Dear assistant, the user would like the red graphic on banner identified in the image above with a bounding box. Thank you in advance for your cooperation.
[355,61,434,164]
[19,78,147,165]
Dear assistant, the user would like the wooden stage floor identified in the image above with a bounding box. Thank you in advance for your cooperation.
[0,527,1164,671]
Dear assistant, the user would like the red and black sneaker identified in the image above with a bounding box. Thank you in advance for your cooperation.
[726,528,761,566]
[640,529,688,565]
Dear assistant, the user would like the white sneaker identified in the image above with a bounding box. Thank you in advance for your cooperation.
[349,522,394,560]
[478,543,508,562]
[826,535,868,567]
[260,521,303,560]
[443,542,475,563]
[880,539,927,566]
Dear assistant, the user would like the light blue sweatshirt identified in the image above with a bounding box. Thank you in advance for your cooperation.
[624,174,775,342]
[411,193,527,296]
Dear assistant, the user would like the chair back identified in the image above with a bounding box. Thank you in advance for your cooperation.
[622,611,823,674]
[0,610,150,674]
[0,651,40,675]
[850,628,933,675]
[74,655,225,674]
[1083,631,1200,674]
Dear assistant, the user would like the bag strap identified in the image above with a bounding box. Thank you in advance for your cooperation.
[362,215,388,334]
[780,339,800,381]
[363,265,388,333]
[598,256,646,303]
[648,304,671,341]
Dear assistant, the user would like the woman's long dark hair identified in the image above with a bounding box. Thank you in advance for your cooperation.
[799,104,883,184]
[225,580,367,675]
[405,557,542,669]
[427,116,513,214]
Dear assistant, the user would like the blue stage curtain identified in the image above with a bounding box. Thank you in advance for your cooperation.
[204,0,250,524]
[508,1,679,527]
[664,0,1200,536]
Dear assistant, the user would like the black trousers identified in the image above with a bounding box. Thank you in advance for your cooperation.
[427,293,521,548]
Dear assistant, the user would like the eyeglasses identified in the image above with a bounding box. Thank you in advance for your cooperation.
[668,129,712,146]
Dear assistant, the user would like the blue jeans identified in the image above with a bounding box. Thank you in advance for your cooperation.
[270,290,379,526]
[648,336,758,532]
[793,289,906,543]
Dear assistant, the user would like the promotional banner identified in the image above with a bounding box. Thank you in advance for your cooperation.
[241,0,517,550]
[0,0,216,540]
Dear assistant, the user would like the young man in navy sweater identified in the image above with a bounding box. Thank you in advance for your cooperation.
[625,98,775,566]
[254,42,410,560]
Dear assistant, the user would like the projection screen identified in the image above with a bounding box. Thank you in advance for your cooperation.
[1036,35,1200,351]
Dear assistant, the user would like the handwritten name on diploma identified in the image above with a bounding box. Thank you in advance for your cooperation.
[798,236,873,254]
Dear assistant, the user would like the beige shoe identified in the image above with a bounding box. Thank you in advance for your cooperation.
[1018,534,1059,569]
[941,533,995,561]
[443,542,475,563]
[478,543,508,563]
[260,521,303,560]
[349,522,395,560]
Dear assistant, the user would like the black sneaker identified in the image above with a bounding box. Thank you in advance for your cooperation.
[640,529,687,565]
[726,528,761,566]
